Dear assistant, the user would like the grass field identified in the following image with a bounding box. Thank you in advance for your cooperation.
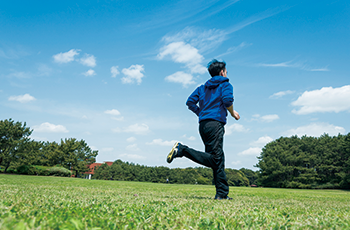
[1,174,349,229]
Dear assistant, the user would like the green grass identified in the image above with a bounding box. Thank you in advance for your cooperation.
[0,174,349,229]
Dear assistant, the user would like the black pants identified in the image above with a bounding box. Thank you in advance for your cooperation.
[178,119,229,197]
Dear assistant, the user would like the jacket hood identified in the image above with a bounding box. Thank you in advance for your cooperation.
[204,76,229,89]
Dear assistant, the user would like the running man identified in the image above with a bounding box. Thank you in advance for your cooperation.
[167,59,240,200]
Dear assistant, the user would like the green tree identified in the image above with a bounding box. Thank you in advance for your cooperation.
[10,140,43,169]
[59,138,98,177]
[239,168,258,185]
[0,119,32,172]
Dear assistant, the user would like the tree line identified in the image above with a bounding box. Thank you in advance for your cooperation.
[0,119,97,176]
[2,118,349,189]
[93,159,258,186]
[255,134,350,189]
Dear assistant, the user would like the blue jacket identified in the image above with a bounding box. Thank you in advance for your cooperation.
[186,76,234,124]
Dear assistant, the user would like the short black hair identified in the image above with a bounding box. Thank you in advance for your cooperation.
[207,59,226,77]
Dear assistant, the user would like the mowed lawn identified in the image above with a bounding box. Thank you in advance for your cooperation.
[1,174,349,229]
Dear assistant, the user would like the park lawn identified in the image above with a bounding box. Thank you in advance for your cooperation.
[0,174,349,229]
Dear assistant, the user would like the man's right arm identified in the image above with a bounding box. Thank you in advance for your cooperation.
[186,87,200,116]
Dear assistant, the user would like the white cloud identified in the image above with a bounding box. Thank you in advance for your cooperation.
[258,61,295,68]
[182,134,196,141]
[111,66,120,78]
[270,90,295,99]
[158,41,206,74]
[216,42,252,58]
[37,64,53,76]
[238,147,262,156]
[188,136,196,141]
[121,64,145,84]
[8,94,36,103]
[112,116,124,121]
[146,139,178,146]
[83,69,96,76]
[53,49,80,63]
[80,54,96,67]
[238,135,273,156]
[258,59,330,72]
[292,85,350,114]
[7,71,32,79]
[104,109,123,121]
[310,67,330,72]
[231,160,241,165]
[126,144,140,151]
[165,71,195,87]
[119,153,145,160]
[33,122,69,133]
[225,123,249,135]
[104,109,121,116]
[251,136,273,147]
[113,123,150,135]
[162,27,227,54]
[127,137,136,142]
[261,114,279,123]
[285,123,345,137]
[252,114,279,123]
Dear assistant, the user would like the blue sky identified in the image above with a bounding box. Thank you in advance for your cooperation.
[1,0,349,170]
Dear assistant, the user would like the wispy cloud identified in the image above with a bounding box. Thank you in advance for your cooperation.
[162,27,228,54]
[127,137,136,142]
[216,42,252,58]
[238,147,262,156]
[238,135,273,156]
[121,65,145,85]
[258,61,295,67]
[0,46,29,59]
[146,139,178,146]
[7,71,32,79]
[165,71,196,88]
[182,134,196,141]
[53,49,80,63]
[80,54,96,67]
[292,85,350,114]
[113,123,150,135]
[225,123,249,135]
[126,144,140,151]
[111,66,120,78]
[226,6,290,34]
[158,41,206,74]
[310,67,330,72]
[33,122,69,133]
[270,90,295,99]
[252,114,279,123]
[83,69,96,76]
[105,109,124,121]
[8,94,36,103]
[258,59,330,72]
[284,123,345,137]
[105,109,121,116]
[119,153,145,160]
[135,0,237,31]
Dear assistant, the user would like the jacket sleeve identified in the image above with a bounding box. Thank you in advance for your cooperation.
[222,82,234,108]
[186,86,200,116]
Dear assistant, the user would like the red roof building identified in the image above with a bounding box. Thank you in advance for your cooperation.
[83,161,114,179]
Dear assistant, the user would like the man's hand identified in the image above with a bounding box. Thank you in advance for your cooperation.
[232,110,240,120]
[227,105,240,120]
